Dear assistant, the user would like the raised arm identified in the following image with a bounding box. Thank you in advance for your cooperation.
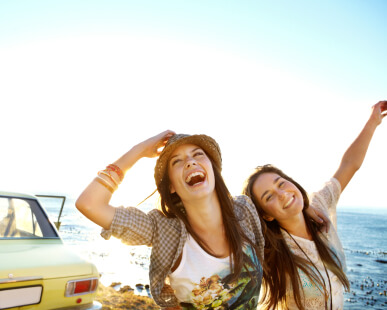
[75,130,175,230]
[333,101,386,192]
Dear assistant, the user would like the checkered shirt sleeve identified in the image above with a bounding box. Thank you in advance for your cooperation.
[101,206,156,245]
[100,206,184,307]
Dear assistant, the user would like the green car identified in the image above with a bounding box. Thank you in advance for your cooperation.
[0,192,102,310]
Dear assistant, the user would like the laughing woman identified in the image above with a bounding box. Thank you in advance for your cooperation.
[241,101,387,310]
[76,132,264,309]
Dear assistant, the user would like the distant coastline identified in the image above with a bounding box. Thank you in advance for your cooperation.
[338,206,387,215]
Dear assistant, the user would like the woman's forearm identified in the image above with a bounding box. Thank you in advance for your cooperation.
[75,130,175,229]
[333,102,385,191]
[340,118,378,172]
[75,145,145,229]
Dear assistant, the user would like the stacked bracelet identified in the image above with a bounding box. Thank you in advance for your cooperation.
[95,176,115,193]
[106,164,124,182]
[98,170,119,187]
[95,164,125,193]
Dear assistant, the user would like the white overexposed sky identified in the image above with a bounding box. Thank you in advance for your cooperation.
[1,0,386,209]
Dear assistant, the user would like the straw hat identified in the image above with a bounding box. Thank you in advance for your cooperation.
[154,134,222,187]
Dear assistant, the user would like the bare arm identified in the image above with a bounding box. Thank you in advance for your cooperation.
[75,130,175,230]
[333,101,386,192]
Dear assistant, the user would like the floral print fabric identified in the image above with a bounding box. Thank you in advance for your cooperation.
[170,236,262,310]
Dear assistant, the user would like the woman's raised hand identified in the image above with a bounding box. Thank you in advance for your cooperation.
[137,130,176,159]
[333,100,386,192]
[370,100,387,126]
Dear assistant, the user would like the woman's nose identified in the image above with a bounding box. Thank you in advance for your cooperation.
[277,190,285,200]
[185,158,197,169]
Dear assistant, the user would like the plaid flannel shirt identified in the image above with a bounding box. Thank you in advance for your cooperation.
[101,195,264,308]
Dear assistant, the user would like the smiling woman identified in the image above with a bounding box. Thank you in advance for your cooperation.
[75,130,265,309]
[242,101,387,310]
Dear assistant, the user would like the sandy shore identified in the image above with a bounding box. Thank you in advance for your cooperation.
[96,283,159,310]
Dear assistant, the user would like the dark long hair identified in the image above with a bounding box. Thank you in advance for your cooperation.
[242,164,349,310]
[157,154,262,282]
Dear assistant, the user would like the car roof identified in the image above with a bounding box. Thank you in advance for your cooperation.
[0,191,38,200]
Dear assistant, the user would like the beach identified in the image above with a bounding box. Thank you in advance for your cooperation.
[43,199,387,309]
[95,283,158,309]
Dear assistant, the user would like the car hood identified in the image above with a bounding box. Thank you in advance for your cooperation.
[0,239,95,280]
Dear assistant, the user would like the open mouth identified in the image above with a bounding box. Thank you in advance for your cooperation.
[185,171,206,186]
[283,196,294,209]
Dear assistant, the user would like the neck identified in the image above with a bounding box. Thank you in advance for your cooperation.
[279,212,312,240]
[183,193,230,257]
[183,192,223,235]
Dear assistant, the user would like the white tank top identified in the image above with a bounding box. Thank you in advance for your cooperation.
[169,234,262,309]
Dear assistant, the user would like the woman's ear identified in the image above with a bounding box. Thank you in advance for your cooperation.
[170,184,176,194]
[263,214,275,221]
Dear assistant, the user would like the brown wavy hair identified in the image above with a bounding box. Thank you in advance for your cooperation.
[157,154,263,283]
[242,164,349,310]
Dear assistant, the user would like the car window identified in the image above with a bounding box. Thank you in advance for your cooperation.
[0,197,58,239]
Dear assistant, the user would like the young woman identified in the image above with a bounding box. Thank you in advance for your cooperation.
[76,132,264,309]
[241,100,386,310]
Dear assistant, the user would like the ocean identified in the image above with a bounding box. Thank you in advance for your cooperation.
[41,198,387,310]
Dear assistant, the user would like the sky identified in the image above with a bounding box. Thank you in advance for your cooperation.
[1,0,386,210]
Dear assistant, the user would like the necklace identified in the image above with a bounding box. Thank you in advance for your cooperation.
[284,229,333,310]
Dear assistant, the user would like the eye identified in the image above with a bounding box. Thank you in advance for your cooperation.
[279,181,285,188]
[266,194,272,202]
[171,158,182,166]
[193,151,204,157]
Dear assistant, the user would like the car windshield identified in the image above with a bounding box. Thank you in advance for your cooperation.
[0,196,58,239]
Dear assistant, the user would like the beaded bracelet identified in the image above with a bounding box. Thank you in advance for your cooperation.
[106,164,124,182]
[95,176,116,193]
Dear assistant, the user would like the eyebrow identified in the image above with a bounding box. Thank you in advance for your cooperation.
[260,176,281,201]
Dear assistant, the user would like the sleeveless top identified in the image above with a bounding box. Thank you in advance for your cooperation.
[169,234,262,309]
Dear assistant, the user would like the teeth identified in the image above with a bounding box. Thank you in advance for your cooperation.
[284,197,294,209]
[185,171,205,183]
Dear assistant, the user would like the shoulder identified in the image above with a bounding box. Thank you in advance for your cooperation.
[310,178,341,208]
[232,195,256,214]
[232,195,261,224]
[147,208,183,231]
[232,195,265,258]
[233,195,263,232]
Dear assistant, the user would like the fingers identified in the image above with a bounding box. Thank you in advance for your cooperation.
[375,100,387,111]
[370,101,387,124]
[325,219,331,234]
[380,101,387,113]
[158,130,176,142]
[160,130,175,146]
[378,101,387,120]
[308,207,331,233]
[155,130,176,155]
